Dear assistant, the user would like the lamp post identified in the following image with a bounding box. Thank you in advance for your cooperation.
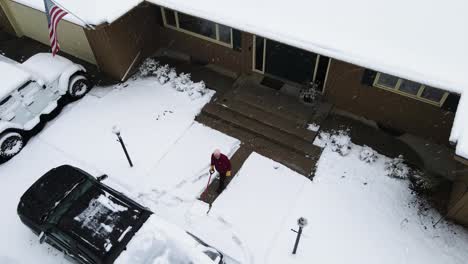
[291,217,308,254]
[112,126,133,167]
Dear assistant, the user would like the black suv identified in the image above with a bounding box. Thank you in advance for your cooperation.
[17,165,224,264]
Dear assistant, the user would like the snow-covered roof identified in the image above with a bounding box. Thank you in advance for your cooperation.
[149,0,468,95]
[0,61,30,100]
[11,0,143,26]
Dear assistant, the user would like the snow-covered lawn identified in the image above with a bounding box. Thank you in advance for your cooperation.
[209,148,468,264]
[0,74,240,263]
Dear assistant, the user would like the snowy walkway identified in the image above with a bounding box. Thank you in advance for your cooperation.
[209,149,468,264]
[0,75,240,263]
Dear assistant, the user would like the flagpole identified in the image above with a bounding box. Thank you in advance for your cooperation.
[50,0,96,30]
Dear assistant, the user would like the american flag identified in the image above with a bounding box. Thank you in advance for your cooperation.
[43,0,68,56]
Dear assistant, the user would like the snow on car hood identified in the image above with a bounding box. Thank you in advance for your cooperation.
[21,53,74,83]
[116,215,215,264]
[0,61,30,100]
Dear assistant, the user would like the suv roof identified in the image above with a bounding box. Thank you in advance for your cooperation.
[0,61,30,100]
[18,165,151,263]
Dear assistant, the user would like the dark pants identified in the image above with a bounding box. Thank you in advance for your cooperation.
[217,172,226,193]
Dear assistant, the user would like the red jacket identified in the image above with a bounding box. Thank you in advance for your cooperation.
[211,153,231,174]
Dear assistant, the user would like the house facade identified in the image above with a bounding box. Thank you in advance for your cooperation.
[0,2,460,144]
[149,4,459,145]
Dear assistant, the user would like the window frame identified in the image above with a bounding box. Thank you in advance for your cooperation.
[252,35,266,74]
[160,7,233,48]
[373,72,449,107]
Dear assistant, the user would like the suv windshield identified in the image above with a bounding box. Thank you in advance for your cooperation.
[45,179,93,224]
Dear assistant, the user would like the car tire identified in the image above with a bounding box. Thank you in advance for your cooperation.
[68,74,90,99]
[0,131,24,159]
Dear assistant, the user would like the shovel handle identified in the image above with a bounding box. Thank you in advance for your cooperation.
[202,172,214,200]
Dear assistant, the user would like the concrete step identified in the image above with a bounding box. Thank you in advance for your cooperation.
[229,78,316,124]
[216,98,316,142]
[196,114,321,176]
[202,103,319,157]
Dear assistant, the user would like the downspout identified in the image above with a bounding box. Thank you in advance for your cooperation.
[121,50,142,82]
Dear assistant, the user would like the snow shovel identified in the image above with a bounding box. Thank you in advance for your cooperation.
[201,171,214,215]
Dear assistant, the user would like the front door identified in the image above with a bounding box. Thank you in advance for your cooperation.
[265,40,316,85]
[253,36,331,92]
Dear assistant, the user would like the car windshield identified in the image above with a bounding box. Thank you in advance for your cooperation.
[45,179,93,224]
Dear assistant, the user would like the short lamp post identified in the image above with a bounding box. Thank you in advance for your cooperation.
[112,126,133,167]
[291,217,308,254]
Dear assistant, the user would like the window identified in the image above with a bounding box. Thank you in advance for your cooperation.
[373,72,449,106]
[161,8,233,47]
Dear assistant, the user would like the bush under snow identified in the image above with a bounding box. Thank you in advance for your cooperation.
[138,58,208,100]
[359,145,378,164]
[138,58,159,77]
[172,73,207,100]
[385,155,410,179]
[314,130,352,156]
[329,131,352,156]
[154,64,177,84]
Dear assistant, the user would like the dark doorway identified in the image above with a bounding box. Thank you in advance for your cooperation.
[264,39,317,85]
[253,36,331,92]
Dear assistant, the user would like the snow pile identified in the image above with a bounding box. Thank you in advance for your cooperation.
[385,155,410,179]
[314,130,352,156]
[306,123,320,132]
[138,58,208,100]
[210,150,468,264]
[359,145,378,163]
[116,215,214,264]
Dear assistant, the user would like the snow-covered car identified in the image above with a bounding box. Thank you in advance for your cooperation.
[17,165,225,264]
[0,53,91,160]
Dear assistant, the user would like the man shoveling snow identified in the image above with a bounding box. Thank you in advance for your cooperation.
[210,149,232,194]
